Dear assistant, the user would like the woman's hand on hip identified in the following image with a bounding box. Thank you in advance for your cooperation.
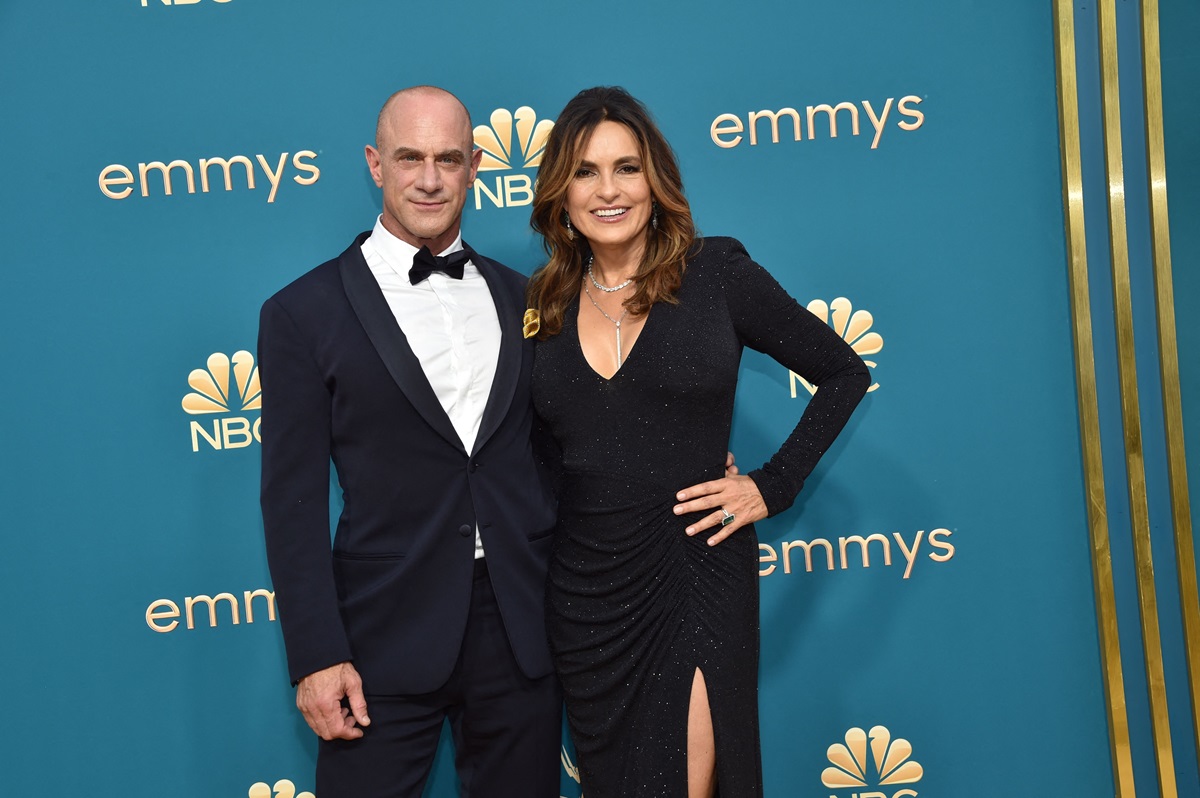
[674,474,768,546]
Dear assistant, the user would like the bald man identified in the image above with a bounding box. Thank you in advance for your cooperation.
[258,86,561,798]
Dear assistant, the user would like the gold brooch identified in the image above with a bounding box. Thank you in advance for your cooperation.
[522,308,541,339]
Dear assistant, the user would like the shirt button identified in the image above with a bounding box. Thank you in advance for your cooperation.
[458,524,472,537]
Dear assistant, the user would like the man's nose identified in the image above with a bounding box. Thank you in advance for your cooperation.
[415,159,442,192]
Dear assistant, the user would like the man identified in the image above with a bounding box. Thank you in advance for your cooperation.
[258,86,560,797]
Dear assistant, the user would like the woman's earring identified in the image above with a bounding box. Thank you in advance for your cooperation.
[565,213,575,239]
[651,202,659,230]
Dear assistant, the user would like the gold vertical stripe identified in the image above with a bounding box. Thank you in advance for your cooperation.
[1097,0,1179,793]
[1140,0,1200,767]
[1053,3,1136,794]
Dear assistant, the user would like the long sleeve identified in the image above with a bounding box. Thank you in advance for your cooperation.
[258,296,352,684]
[720,239,871,516]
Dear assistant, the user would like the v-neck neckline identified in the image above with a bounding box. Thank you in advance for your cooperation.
[573,297,654,382]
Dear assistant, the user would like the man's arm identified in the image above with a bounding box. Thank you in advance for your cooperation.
[258,296,366,739]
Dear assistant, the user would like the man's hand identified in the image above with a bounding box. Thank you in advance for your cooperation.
[674,473,767,547]
[296,661,370,741]
[724,451,738,477]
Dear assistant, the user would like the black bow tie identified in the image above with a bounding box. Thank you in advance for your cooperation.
[409,246,472,285]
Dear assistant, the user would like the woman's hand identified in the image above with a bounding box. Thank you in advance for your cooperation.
[674,474,767,546]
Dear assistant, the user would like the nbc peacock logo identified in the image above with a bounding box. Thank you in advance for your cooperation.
[471,106,553,210]
[791,297,883,397]
[561,745,583,798]
[181,350,262,452]
[248,779,313,798]
[822,725,923,798]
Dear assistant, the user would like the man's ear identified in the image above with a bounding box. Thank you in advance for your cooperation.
[365,145,384,188]
[468,147,483,184]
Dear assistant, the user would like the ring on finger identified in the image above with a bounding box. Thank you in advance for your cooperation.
[720,507,735,527]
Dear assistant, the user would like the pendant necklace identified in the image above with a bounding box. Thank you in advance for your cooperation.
[583,281,629,368]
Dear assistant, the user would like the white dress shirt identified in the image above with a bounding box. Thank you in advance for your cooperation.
[361,216,501,558]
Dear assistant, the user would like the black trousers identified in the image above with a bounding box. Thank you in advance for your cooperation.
[316,559,562,798]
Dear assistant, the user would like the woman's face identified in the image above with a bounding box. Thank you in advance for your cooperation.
[563,120,653,256]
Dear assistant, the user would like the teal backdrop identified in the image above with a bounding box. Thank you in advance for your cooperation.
[1,2,1195,796]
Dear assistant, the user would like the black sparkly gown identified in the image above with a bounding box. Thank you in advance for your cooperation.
[532,238,870,797]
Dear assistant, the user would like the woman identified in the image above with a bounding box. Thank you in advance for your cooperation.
[527,87,870,798]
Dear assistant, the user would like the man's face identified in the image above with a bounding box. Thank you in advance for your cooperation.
[365,92,482,254]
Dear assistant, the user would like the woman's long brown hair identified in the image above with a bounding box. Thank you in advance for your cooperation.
[527,87,698,338]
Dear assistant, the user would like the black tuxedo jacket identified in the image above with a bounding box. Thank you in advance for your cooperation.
[258,232,556,694]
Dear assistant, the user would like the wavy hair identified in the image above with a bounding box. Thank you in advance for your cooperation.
[527,86,698,338]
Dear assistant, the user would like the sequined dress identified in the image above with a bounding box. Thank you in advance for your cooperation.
[532,238,869,797]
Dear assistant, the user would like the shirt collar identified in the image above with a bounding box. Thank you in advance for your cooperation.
[368,215,465,279]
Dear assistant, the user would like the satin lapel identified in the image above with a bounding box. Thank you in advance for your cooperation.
[472,248,521,455]
[339,235,466,453]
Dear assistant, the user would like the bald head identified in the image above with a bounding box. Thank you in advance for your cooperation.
[375,86,473,151]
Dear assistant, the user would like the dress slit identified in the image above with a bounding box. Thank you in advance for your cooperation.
[687,666,717,798]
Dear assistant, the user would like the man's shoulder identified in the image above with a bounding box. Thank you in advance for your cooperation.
[267,258,340,305]
[262,233,370,312]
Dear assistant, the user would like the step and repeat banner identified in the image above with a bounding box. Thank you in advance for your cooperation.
[1,2,1118,796]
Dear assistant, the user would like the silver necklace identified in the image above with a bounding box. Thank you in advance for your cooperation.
[587,255,634,293]
[582,281,629,368]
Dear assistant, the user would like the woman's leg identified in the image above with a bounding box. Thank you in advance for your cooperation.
[687,668,717,798]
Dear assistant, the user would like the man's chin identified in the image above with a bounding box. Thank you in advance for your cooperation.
[397,218,456,241]
[417,213,459,231]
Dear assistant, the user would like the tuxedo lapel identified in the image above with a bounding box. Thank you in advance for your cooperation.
[339,234,466,453]
[471,247,521,455]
